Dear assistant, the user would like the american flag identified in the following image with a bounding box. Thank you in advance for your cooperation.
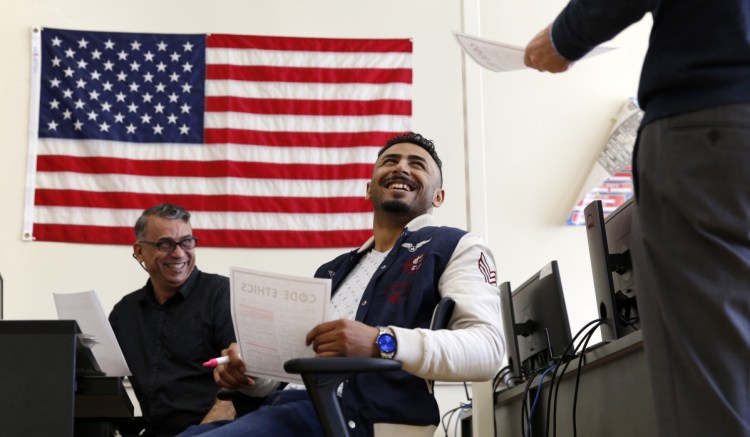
[25,27,412,247]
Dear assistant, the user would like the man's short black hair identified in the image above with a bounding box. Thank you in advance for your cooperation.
[377,132,443,186]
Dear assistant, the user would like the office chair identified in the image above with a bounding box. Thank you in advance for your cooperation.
[284,296,456,437]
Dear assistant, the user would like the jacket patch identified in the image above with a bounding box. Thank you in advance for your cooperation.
[386,282,412,304]
[403,253,425,274]
[478,252,497,286]
[401,238,432,253]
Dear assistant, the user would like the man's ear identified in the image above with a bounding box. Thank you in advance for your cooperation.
[365,182,372,200]
[432,188,445,208]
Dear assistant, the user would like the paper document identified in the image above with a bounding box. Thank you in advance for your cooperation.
[230,267,331,383]
[454,31,615,72]
[54,290,131,376]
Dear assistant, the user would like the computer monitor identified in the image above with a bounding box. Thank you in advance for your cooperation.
[511,261,572,374]
[584,198,639,341]
[499,281,522,386]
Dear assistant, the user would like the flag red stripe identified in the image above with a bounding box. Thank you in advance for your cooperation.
[206,65,412,84]
[35,190,374,213]
[36,155,374,180]
[207,34,412,53]
[205,97,411,116]
[33,224,371,248]
[204,129,405,147]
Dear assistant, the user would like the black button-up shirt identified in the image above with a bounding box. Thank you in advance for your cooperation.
[109,268,235,436]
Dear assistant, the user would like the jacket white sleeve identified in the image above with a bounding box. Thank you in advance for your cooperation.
[393,233,505,381]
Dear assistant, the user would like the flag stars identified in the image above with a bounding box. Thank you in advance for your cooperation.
[144,51,155,62]
[65,48,76,58]
[168,92,179,103]
[51,36,62,47]
[130,40,142,51]
[90,70,102,81]
[91,49,102,60]
[76,78,87,89]
[49,77,61,88]
[47,120,59,131]
[88,89,100,100]
[63,88,74,99]
[101,101,112,112]
[155,82,166,93]
[129,82,140,92]
[115,92,126,102]
[102,81,114,92]
[181,62,193,73]
[103,60,115,71]
[87,110,99,121]
[180,103,191,114]
[126,123,137,134]
[73,120,84,131]
[63,67,75,77]
[142,92,153,103]
[114,113,125,123]
[117,71,128,81]
[181,82,192,93]
[169,72,180,82]
[77,59,89,69]
[179,124,190,135]
[62,109,73,120]
[140,113,152,124]
[127,102,139,113]
[77,38,89,49]
[130,60,141,72]
[156,62,167,72]
[51,56,62,67]
[104,39,115,50]
[157,41,168,51]
[183,41,194,52]
[167,113,178,124]
[152,124,164,135]
[74,99,86,109]
[49,99,61,110]
[99,121,111,132]
[117,50,128,61]
[143,72,154,82]
[153,102,165,113]
[170,52,180,62]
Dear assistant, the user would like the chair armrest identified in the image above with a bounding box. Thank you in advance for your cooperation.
[284,357,401,437]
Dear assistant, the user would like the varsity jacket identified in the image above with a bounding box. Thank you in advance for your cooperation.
[314,215,504,437]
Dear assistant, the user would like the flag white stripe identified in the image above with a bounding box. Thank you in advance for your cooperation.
[33,206,373,231]
[205,80,412,101]
[207,48,412,69]
[34,172,369,197]
[204,113,410,133]
[38,139,380,164]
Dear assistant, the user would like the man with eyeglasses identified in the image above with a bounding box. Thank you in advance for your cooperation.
[109,203,237,436]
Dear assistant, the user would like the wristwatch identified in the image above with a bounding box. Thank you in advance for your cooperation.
[375,326,397,359]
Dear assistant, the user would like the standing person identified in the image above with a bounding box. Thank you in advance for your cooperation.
[525,3,750,436]
[110,203,237,436]
[178,132,505,437]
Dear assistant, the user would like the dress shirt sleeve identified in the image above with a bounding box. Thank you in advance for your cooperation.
[393,233,505,381]
[551,0,654,61]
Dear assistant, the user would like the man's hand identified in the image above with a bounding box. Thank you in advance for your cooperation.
[213,342,256,389]
[524,23,574,73]
[306,319,380,358]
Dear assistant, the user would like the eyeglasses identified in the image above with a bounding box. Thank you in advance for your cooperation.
[139,237,198,252]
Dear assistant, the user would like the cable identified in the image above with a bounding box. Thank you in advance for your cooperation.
[571,323,602,437]
[551,319,606,437]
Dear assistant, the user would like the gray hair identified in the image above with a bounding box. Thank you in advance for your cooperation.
[134,203,191,241]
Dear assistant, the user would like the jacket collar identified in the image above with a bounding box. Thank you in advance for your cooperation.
[355,214,435,254]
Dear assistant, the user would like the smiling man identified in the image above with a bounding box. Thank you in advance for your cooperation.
[178,132,504,437]
[110,204,236,436]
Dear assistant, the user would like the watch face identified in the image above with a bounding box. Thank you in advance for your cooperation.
[378,333,397,354]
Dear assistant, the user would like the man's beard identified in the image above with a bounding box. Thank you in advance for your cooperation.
[381,199,412,214]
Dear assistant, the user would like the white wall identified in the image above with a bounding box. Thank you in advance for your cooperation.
[0,1,653,435]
